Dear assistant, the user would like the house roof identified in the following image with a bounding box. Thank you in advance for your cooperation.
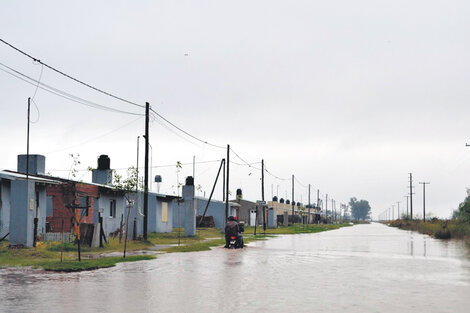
[0,170,61,184]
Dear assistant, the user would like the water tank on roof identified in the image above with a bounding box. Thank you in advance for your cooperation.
[280,198,285,203]
[273,196,278,202]
[186,176,194,186]
[97,155,110,170]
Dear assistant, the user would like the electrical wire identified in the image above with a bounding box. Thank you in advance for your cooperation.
[0,61,143,116]
[48,159,221,172]
[0,38,145,109]
[264,167,289,181]
[45,116,143,154]
[150,108,225,150]
[294,176,308,188]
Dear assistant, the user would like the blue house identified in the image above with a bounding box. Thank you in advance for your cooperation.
[1,154,177,247]
[0,155,60,247]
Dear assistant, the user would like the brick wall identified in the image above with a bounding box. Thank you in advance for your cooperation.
[46,182,99,232]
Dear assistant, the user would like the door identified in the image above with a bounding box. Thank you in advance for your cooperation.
[250,209,257,226]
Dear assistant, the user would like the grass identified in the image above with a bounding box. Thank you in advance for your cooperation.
[389,219,470,246]
[0,223,351,271]
[243,223,352,235]
[36,255,155,272]
[0,240,155,272]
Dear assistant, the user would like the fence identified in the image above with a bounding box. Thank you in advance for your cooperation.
[42,232,74,243]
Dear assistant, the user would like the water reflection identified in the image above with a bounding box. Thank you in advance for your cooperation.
[1,223,469,313]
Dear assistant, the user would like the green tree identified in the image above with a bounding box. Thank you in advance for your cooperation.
[453,189,470,222]
[349,197,371,220]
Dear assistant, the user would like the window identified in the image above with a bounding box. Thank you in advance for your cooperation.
[109,200,116,218]
[162,202,168,223]
[80,196,89,216]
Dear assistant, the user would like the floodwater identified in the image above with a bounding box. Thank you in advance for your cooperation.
[1,223,470,313]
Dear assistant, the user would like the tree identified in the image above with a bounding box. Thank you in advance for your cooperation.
[110,167,139,258]
[453,189,470,222]
[349,197,371,220]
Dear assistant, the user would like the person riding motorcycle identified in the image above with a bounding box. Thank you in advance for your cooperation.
[224,216,244,248]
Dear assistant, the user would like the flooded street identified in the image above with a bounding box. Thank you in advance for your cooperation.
[1,223,470,313]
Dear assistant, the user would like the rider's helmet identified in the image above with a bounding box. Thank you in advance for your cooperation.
[228,216,235,221]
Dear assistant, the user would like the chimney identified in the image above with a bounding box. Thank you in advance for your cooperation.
[92,155,112,185]
[17,154,45,176]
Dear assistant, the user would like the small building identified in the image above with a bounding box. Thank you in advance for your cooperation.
[1,154,177,246]
[0,154,60,247]
[173,177,238,230]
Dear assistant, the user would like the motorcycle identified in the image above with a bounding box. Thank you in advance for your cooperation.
[226,222,244,249]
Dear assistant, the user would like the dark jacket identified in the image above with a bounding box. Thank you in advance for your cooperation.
[225,221,239,236]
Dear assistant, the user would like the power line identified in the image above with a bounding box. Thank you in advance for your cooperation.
[48,159,222,172]
[0,38,145,109]
[0,61,143,116]
[294,176,308,188]
[264,167,289,181]
[45,116,143,154]
[150,108,225,150]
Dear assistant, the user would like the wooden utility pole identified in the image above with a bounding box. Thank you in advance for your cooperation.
[291,175,295,225]
[404,195,409,219]
[143,102,150,240]
[409,173,414,221]
[317,189,320,223]
[308,184,311,225]
[419,182,430,222]
[262,159,266,231]
[225,145,230,222]
[26,97,30,180]
[325,194,328,223]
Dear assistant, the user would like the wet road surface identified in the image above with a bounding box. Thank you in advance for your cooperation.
[1,223,470,313]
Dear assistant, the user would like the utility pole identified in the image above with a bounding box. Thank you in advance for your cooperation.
[397,201,400,219]
[143,102,150,240]
[325,194,328,223]
[225,145,230,222]
[332,198,335,222]
[409,173,414,221]
[26,97,31,180]
[291,175,295,225]
[317,189,320,223]
[404,195,409,219]
[392,205,395,220]
[308,184,311,225]
[262,159,266,231]
[419,182,430,222]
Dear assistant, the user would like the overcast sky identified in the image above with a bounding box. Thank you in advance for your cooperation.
[1,1,469,219]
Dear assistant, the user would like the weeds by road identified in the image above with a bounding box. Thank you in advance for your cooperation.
[389,219,470,247]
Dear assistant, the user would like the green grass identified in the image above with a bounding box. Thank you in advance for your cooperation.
[36,255,155,272]
[0,240,155,271]
[243,223,351,235]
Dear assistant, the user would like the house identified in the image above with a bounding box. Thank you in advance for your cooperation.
[1,154,177,247]
[0,154,60,247]
[173,176,238,232]
[231,189,269,227]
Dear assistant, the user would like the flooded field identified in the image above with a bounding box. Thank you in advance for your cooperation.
[1,223,470,313]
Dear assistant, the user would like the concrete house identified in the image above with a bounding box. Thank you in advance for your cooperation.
[90,155,176,236]
[0,154,60,247]
[231,188,276,227]
[1,154,176,247]
[173,176,238,231]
